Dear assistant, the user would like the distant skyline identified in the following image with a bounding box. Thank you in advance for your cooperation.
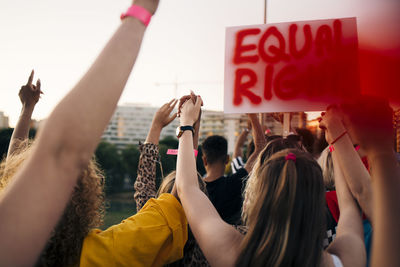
[1,0,398,126]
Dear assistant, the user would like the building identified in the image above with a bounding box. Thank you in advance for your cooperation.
[199,110,248,153]
[0,111,9,128]
[261,112,307,135]
[102,103,179,150]
[101,103,309,153]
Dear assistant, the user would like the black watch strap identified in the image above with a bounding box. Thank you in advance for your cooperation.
[177,125,194,138]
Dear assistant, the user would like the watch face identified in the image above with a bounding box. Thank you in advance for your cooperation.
[176,126,181,137]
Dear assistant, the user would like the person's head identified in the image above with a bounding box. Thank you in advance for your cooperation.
[201,135,228,167]
[294,128,315,155]
[317,146,335,191]
[256,137,302,165]
[246,134,280,160]
[157,170,207,197]
[238,149,326,267]
[0,141,105,267]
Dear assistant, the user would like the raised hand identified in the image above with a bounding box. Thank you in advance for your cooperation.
[152,99,178,129]
[180,95,202,126]
[145,99,177,144]
[19,70,43,108]
[177,91,203,117]
[318,105,347,144]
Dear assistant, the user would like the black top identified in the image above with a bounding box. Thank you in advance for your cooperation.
[205,168,248,225]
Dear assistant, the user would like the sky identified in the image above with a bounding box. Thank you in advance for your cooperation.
[1,0,398,126]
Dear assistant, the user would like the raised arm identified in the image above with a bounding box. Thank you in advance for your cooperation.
[7,70,42,157]
[340,98,400,267]
[244,114,266,173]
[0,1,159,266]
[326,153,366,267]
[232,121,250,159]
[134,99,177,210]
[176,96,242,267]
[319,107,373,220]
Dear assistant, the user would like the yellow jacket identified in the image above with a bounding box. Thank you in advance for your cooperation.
[79,193,188,266]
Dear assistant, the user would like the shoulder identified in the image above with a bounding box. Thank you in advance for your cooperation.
[228,168,248,182]
[80,194,188,266]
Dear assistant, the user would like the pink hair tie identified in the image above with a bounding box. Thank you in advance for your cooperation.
[285,153,296,162]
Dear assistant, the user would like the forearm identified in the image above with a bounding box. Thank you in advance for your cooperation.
[332,153,364,238]
[369,150,400,267]
[145,125,162,144]
[176,131,197,193]
[193,122,200,149]
[7,105,34,157]
[233,131,248,158]
[134,143,158,210]
[333,134,373,219]
[244,114,264,172]
[37,18,146,166]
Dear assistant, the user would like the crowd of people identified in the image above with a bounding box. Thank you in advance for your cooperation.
[0,0,399,266]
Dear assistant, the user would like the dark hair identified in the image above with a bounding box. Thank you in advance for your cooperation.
[201,135,227,165]
[239,149,326,267]
[295,128,315,155]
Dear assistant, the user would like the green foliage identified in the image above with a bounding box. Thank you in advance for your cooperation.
[95,142,125,194]
[121,144,140,184]
[159,135,178,148]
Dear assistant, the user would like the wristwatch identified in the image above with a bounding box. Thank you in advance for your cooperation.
[176,125,194,138]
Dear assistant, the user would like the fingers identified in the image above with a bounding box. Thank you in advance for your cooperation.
[27,70,34,86]
[194,95,202,112]
[167,98,176,107]
[36,79,41,92]
[167,113,178,124]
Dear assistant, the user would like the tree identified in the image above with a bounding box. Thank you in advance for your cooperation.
[121,144,140,184]
[95,141,125,194]
[159,135,178,148]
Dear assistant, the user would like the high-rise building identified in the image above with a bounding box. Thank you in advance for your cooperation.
[0,111,9,129]
[101,104,309,154]
[102,104,179,150]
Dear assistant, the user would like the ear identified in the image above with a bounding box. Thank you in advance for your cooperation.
[202,155,207,166]
[225,155,230,165]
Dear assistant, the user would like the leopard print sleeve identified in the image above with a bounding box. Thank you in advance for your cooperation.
[134,142,160,211]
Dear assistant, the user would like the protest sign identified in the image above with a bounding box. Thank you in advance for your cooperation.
[224,17,359,113]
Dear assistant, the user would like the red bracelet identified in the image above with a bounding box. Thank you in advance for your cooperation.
[330,131,348,145]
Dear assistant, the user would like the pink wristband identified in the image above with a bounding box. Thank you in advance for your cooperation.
[167,149,198,157]
[120,5,152,26]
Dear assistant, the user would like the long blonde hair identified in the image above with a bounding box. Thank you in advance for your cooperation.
[238,149,325,267]
[0,141,105,267]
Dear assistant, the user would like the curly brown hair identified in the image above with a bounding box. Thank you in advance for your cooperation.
[0,141,105,267]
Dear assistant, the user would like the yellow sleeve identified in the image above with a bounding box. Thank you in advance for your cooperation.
[79,193,188,267]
